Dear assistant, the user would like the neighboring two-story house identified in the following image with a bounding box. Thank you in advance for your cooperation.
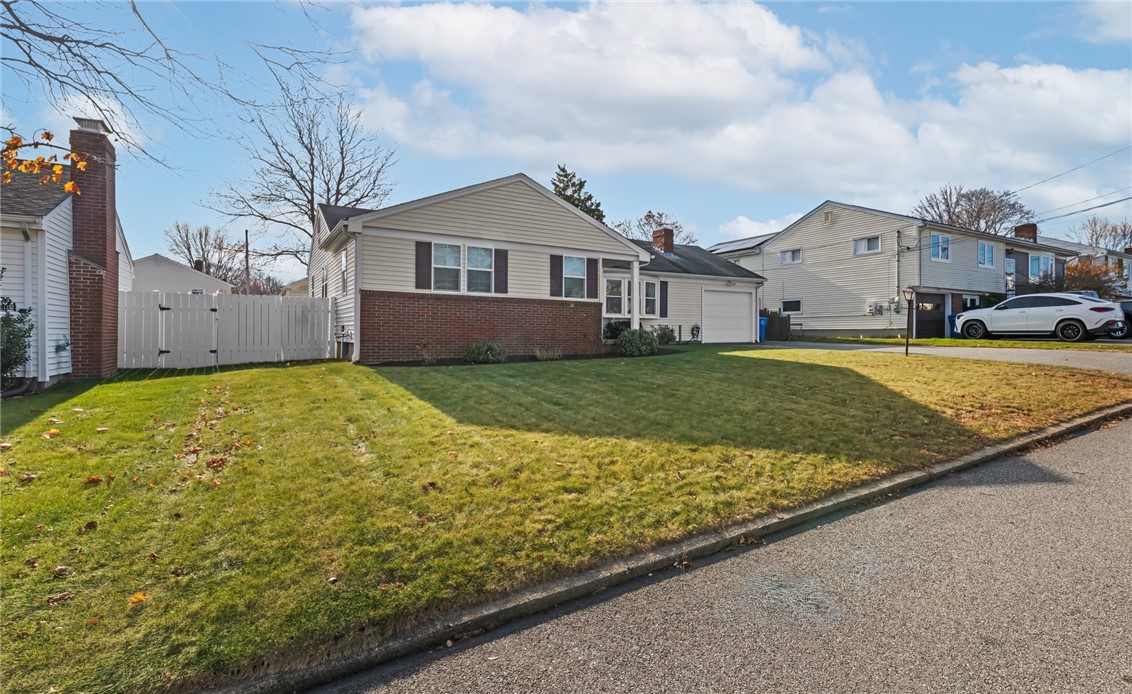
[1013,229,1131,298]
[710,201,1074,338]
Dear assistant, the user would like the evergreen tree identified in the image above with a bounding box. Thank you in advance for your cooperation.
[551,165,605,223]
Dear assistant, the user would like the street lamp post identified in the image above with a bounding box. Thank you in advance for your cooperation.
[903,286,916,356]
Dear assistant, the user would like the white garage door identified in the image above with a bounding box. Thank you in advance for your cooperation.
[702,290,754,343]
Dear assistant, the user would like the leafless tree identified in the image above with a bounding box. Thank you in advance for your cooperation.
[164,221,252,285]
[912,184,1034,235]
[207,77,396,268]
[1,0,338,160]
[612,210,697,245]
[1069,215,1132,250]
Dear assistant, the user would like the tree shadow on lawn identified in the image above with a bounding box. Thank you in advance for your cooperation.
[376,346,984,471]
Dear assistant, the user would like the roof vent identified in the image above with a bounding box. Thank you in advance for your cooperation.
[823,210,833,223]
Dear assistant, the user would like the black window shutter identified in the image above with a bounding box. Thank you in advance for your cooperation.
[494,249,508,294]
[659,280,668,318]
[415,242,432,290]
[550,255,563,297]
[585,258,598,299]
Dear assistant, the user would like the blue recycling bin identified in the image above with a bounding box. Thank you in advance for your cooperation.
[758,316,768,342]
[947,314,963,338]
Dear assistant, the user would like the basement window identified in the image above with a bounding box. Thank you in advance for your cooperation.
[781,298,802,315]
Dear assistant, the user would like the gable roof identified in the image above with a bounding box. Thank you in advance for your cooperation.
[316,173,649,260]
[134,253,234,287]
[1034,235,1132,260]
[633,241,764,280]
[0,168,72,219]
[707,232,781,255]
[711,200,1075,258]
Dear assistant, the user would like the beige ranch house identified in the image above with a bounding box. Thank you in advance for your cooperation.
[307,173,764,363]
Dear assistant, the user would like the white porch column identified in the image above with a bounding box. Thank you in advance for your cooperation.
[630,259,640,329]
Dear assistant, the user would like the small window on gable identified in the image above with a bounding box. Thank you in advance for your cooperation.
[467,246,493,294]
[781,298,802,314]
[853,236,880,255]
[563,256,587,299]
[433,243,461,292]
[780,249,802,265]
[977,241,994,268]
[931,234,950,262]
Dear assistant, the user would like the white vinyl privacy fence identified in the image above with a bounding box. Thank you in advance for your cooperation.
[118,292,334,369]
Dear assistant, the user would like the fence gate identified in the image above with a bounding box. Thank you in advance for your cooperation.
[119,291,334,369]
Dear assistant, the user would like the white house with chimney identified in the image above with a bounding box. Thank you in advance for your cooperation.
[132,253,233,295]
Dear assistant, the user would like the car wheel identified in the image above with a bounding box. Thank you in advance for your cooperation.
[1055,319,1087,342]
[962,320,988,339]
[1110,322,1130,339]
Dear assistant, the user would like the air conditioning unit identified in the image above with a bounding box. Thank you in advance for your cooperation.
[866,302,884,316]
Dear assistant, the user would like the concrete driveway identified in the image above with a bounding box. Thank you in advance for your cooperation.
[314,418,1132,694]
[774,341,1132,375]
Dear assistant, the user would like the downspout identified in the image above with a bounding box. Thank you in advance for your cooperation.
[35,224,49,382]
[351,229,361,363]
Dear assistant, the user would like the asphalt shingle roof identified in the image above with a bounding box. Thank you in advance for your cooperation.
[1,167,72,217]
[707,232,781,255]
[318,203,375,232]
[633,240,764,280]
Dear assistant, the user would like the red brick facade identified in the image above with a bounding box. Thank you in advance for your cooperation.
[67,122,119,378]
[358,290,603,363]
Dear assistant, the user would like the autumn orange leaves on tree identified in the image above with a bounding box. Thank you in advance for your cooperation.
[2,129,87,193]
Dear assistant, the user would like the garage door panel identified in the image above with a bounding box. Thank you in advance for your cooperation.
[703,290,753,343]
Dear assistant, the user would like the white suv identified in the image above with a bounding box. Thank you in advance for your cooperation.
[955,293,1125,342]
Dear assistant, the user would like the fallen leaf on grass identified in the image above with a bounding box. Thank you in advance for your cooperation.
[71,407,84,413]
[84,475,102,485]
[0,442,13,451]
[41,429,61,439]
[53,565,71,577]
[96,427,109,433]
[128,592,149,605]
[149,551,159,561]
[47,417,63,425]
[87,615,103,625]
[47,591,73,605]
[80,521,98,533]
[19,473,37,484]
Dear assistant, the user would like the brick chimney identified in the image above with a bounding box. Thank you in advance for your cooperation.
[194,259,204,273]
[1125,246,1132,255]
[1012,223,1038,242]
[652,226,674,253]
[68,118,119,378]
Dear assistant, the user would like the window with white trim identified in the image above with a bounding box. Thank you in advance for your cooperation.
[466,246,493,294]
[641,280,658,317]
[781,298,802,315]
[563,256,587,299]
[1029,254,1053,282]
[780,249,802,265]
[977,241,994,268]
[433,243,461,292]
[930,234,950,262]
[853,236,880,255]
[604,278,624,315]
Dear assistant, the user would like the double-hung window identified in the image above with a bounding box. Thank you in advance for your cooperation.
[641,280,658,317]
[563,256,587,299]
[1029,254,1053,282]
[780,249,802,265]
[930,234,950,262]
[605,278,624,315]
[853,236,880,255]
[432,243,461,291]
[466,246,493,293]
[977,241,994,268]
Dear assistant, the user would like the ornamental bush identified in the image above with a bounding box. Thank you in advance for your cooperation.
[650,324,675,345]
[617,328,658,357]
[1,297,34,388]
[463,340,507,364]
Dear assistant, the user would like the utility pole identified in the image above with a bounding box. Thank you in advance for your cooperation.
[244,229,251,295]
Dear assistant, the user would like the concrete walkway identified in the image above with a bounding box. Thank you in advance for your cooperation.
[771,341,1132,375]
[315,417,1132,694]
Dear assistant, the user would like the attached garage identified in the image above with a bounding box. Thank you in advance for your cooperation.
[914,292,947,338]
[702,289,755,343]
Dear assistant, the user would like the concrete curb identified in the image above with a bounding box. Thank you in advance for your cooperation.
[216,402,1132,693]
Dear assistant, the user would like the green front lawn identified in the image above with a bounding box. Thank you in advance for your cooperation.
[3,346,1131,692]
[799,336,1132,352]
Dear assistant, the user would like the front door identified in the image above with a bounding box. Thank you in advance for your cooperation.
[914,292,946,338]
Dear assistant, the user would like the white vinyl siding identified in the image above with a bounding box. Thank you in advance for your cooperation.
[132,255,232,294]
[307,213,355,343]
[117,222,134,292]
[0,226,35,379]
[362,180,636,257]
[637,275,759,339]
[42,201,73,378]
[918,230,1004,295]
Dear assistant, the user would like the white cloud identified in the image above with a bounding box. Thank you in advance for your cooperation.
[719,212,804,239]
[1076,2,1132,44]
[347,3,1131,219]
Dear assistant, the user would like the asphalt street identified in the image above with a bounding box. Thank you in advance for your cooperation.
[314,418,1132,694]
[776,341,1132,375]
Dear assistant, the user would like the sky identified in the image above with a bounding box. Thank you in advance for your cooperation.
[3,1,1131,282]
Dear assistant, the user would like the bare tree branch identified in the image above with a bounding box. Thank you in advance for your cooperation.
[912,184,1035,235]
[612,210,697,245]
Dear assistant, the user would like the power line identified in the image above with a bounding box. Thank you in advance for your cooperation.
[1007,145,1131,195]
[1034,187,1132,216]
[1035,196,1132,223]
